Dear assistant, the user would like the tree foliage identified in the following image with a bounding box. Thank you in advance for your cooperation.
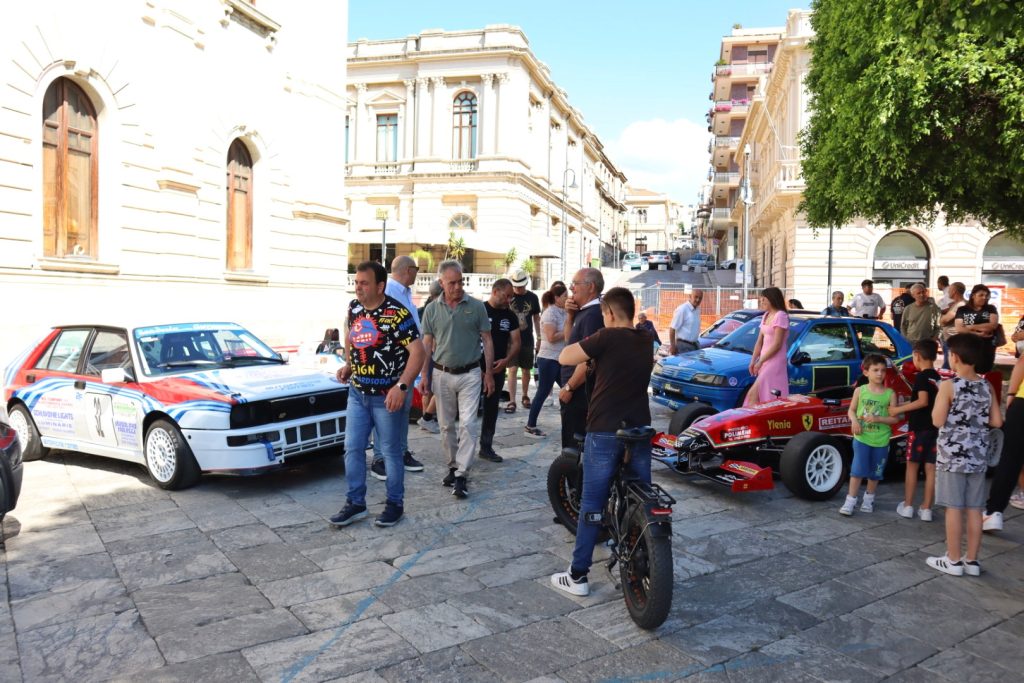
[800,0,1024,238]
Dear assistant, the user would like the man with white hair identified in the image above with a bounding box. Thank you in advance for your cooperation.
[901,282,941,344]
[668,289,704,355]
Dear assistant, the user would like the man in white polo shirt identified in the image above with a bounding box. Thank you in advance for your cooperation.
[669,289,704,354]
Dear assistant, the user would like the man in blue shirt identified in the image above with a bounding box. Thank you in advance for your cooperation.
[370,255,425,479]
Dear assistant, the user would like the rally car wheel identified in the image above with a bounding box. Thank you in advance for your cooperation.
[669,403,717,436]
[8,404,48,462]
[144,419,201,490]
[780,432,849,501]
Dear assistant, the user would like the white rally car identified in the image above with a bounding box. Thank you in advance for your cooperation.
[3,322,348,489]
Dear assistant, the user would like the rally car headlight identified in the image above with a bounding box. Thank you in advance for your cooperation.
[691,373,726,386]
[654,360,665,375]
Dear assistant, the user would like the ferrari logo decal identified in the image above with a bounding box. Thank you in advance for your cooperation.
[802,413,814,431]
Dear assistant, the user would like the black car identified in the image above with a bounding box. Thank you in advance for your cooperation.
[0,418,23,520]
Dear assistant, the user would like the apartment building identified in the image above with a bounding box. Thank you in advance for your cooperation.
[0,1,349,359]
[623,187,683,253]
[345,26,628,286]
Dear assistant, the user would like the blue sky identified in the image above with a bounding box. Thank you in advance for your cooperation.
[349,0,812,200]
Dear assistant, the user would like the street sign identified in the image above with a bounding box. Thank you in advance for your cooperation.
[375,208,389,220]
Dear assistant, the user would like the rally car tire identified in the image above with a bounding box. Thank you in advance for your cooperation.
[144,419,201,490]
[8,404,48,462]
[669,403,717,436]
[780,432,849,501]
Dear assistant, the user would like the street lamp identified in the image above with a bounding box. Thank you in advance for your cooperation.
[375,207,389,266]
[560,168,577,281]
[740,144,754,301]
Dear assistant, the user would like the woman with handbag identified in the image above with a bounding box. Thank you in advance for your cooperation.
[954,284,1000,373]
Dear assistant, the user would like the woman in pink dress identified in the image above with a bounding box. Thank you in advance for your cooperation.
[745,287,790,406]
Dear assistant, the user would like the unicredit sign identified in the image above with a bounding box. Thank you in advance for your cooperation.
[983,260,1024,271]
[873,259,928,270]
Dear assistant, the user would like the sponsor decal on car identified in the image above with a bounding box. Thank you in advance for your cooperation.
[818,415,851,430]
[721,426,752,441]
[802,414,814,431]
[767,419,791,431]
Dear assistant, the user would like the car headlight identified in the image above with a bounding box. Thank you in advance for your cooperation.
[691,372,726,386]
[654,360,665,375]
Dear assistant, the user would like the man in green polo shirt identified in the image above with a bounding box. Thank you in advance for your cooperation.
[421,260,495,499]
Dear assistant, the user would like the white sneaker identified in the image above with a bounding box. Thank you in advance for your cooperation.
[918,508,933,522]
[896,502,914,519]
[1010,490,1024,510]
[839,495,857,516]
[417,416,440,434]
[860,494,875,513]
[983,511,1004,532]
[926,554,964,576]
[964,560,981,576]
[550,570,589,596]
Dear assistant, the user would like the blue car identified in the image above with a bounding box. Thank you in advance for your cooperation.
[650,314,912,412]
[698,309,764,349]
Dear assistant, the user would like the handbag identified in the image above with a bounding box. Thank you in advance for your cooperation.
[993,325,1007,348]
[987,428,1004,468]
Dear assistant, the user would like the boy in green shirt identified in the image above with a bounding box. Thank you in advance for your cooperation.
[840,354,899,516]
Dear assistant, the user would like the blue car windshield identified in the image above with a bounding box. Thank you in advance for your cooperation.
[713,317,804,355]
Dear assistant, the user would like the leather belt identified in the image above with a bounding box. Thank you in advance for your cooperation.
[432,360,479,375]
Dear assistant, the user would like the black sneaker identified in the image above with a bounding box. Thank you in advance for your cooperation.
[375,501,404,527]
[403,450,424,472]
[328,502,368,527]
[369,458,387,481]
[478,446,503,463]
[442,467,457,487]
[452,476,468,499]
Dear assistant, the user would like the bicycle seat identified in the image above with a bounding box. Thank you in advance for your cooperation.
[616,426,656,443]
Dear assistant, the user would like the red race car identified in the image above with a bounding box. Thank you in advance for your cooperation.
[651,359,995,500]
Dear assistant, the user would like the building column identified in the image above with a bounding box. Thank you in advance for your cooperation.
[415,77,429,158]
[403,79,415,161]
[354,83,367,160]
[494,73,510,156]
[479,73,494,156]
[430,76,446,158]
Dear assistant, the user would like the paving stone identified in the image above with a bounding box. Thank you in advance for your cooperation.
[325,671,389,683]
[957,625,1024,672]
[672,549,719,579]
[381,602,490,653]
[0,630,21,682]
[460,552,565,588]
[4,522,105,565]
[835,556,937,598]
[246,502,324,528]
[209,523,282,552]
[461,617,611,679]
[757,513,857,546]
[856,520,941,555]
[792,532,904,571]
[799,614,938,676]
[17,609,163,682]
[242,617,418,682]
[12,577,132,632]
[85,498,179,525]
[133,573,270,636]
[227,542,320,583]
[184,501,259,532]
[109,651,261,682]
[852,583,1001,649]
[302,533,424,571]
[275,520,355,551]
[997,612,1024,639]
[377,645,494,683]
[112,538,236,591]
[6,551,117,600]
[672,511,750,540]
[661,598,819,666]
[447,579,577,632]
[104,527,208,557]
[672,564,783,623]
[567,597,695,648]
[917,647,1018,682]
[777,579,878,620]
[727,635,883,682]
[881,666,955,683]
[677,526,801,569]
[157,607,308,663]
[289,590,392,631]
[742,551,837,595]
[391,543,503,577]
[558,640,703,682]
[259,561,400,607]
[374,569,484,612]
[719,650,840,683]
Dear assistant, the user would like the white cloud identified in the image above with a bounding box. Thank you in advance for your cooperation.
[605,118,709,202]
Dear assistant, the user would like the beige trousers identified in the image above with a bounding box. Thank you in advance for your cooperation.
[434,367,482,477]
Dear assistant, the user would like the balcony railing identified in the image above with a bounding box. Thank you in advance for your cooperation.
[711,208,732,221]
[714,136,741,149]
[449,160,478,173]
[373,162,400,175]
[716,62,773,78]
[713,172,740,185]
[713,99,752,114]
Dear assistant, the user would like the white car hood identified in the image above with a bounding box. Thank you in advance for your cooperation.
[182,365,345,401]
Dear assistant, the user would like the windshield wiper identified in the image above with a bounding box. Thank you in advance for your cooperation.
[222,356,287,365]
[157,360,219,369]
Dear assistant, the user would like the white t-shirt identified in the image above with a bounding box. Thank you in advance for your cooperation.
[537,305,567,360]
[670,302,701,343]
[851,292,885,318]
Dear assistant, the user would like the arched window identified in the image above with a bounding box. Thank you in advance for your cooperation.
[872,230,929,287]
[449,213,475,230]
[226,139,253,271]
[42,78,98,258]
[452,92,477,159]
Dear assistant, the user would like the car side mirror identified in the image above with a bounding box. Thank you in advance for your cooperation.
[101,367,135,384]
[791,351,811,366]
[277,351,290,363]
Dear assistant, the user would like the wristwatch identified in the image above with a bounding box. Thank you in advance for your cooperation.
[397,383,409,392]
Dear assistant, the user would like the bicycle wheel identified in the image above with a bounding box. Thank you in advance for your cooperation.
[619,506,673,629]
[547,454,581,534]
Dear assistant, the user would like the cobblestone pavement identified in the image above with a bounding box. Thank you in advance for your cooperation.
[2,399,1023,682]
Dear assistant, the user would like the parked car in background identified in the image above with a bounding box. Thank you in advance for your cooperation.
[650,314,912,412]
[686,253,716,269]
[669,251,681,264]
[3,322,348,489]
[646,250,673,270]
[0,418,23,520]
[621,252,645,271]
[698,309,765,348]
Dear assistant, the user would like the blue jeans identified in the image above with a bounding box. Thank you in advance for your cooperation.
[941,337,950,371]
[571,431,652,575]
[372,388,413,460]
[344,389,407,506]
[526,357,562,428]
[851,439,888,480]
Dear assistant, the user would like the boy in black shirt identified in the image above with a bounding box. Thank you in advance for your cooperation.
[890,339,941,522]
[550,287,655,597]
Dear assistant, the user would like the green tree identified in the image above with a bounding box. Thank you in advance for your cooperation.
[445,231,466,262]
[800,0,1024,238]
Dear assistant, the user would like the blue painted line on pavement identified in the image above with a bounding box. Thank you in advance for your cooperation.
[280,434,556,683]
